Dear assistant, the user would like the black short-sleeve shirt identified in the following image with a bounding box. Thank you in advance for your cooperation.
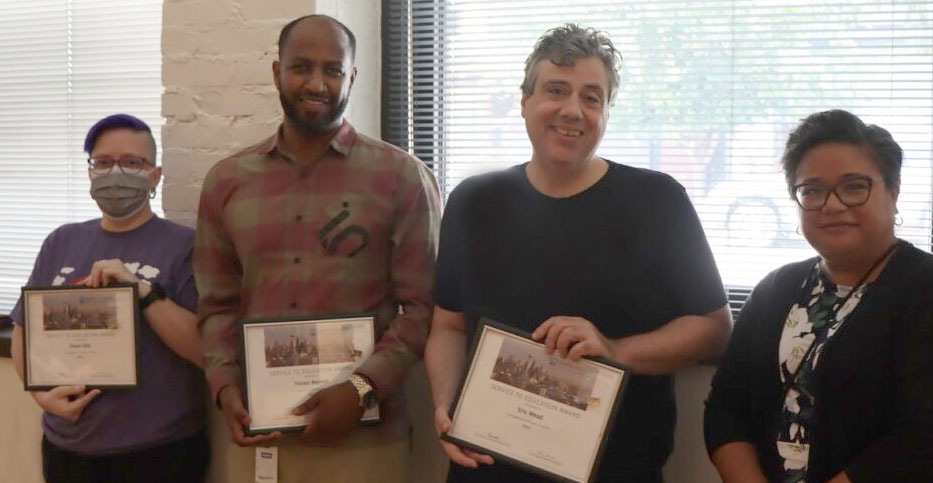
[435,161,726,479]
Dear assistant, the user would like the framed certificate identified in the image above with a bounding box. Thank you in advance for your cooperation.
[240,313,381,435]
[443,320,629,483]
[22,284,140,390]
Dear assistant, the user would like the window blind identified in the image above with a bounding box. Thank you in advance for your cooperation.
[383,0,933,314]
[0,0,163,314]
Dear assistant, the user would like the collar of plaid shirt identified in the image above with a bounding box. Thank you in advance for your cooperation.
[260,120,356,164]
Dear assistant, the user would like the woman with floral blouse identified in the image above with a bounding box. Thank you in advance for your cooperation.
[704,109,933,483]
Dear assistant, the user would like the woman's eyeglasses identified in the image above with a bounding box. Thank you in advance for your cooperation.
[792,176,881,211]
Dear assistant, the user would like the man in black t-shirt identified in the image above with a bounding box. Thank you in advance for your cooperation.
[424,24,732,482]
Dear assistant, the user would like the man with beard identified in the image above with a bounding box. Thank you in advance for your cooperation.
[193,14,441,483]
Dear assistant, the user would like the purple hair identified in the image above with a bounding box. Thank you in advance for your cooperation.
[83,114,155,157]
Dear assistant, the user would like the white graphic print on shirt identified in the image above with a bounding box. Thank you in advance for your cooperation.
[50,262,162,286]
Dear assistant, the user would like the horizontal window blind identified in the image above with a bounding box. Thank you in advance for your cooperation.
[0,0,163,314]
[384,0,933,314]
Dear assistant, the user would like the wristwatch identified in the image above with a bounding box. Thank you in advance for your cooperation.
[348,373,377,408]
[139,281,166,310]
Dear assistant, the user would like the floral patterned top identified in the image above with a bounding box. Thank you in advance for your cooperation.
[776,262,867,483]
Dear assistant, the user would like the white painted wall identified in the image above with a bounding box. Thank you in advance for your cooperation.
[0,357,44,483]
[665,366,722,483]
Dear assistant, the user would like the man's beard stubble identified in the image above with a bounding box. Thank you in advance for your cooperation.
[280,90,350,136]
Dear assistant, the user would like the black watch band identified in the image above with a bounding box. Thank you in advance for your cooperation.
[139,282,166,310]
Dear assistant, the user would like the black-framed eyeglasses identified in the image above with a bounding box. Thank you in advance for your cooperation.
[792,176,882,211]
[87,155,153,175]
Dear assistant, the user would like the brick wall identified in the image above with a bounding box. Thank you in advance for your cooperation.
[160,0,314,227]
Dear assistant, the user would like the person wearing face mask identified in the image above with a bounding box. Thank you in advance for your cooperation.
[9,114,209,482]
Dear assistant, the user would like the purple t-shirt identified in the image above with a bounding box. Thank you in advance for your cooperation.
[11,216,205,455]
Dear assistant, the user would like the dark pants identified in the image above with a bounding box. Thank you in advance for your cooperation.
[448,461,664,483]
[42,430,210,483]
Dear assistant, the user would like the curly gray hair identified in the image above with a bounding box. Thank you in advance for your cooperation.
[520,24,622,103]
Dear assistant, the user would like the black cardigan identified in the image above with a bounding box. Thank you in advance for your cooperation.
[704,243,933,482]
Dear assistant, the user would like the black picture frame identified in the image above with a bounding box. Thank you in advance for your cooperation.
[442,318,629,483]
[239,312,381,436]
[22,283,141,391]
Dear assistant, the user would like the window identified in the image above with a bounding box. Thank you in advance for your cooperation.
[0,0,163,314]
[384,0,933,311]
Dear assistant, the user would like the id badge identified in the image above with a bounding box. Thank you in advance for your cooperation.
[776,440,809,471]
[255,446,278,483]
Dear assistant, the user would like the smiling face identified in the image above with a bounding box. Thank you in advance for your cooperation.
[273,17,356,135]
[795,142,898,265]
[520,56,610,169]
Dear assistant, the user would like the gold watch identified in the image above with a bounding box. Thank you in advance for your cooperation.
[348,373,377,408]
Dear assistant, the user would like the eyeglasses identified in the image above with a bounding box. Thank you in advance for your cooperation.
[792,176,881,211]
[87,155,153,175]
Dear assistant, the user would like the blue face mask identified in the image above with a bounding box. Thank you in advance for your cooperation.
[89,171,151,219]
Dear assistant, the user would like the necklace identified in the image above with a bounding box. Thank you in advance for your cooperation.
[785,239,903,388]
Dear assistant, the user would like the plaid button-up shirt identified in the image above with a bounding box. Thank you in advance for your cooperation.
[194,121,441,433]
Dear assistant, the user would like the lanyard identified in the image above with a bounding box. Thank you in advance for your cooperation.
[784,240,902,389]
